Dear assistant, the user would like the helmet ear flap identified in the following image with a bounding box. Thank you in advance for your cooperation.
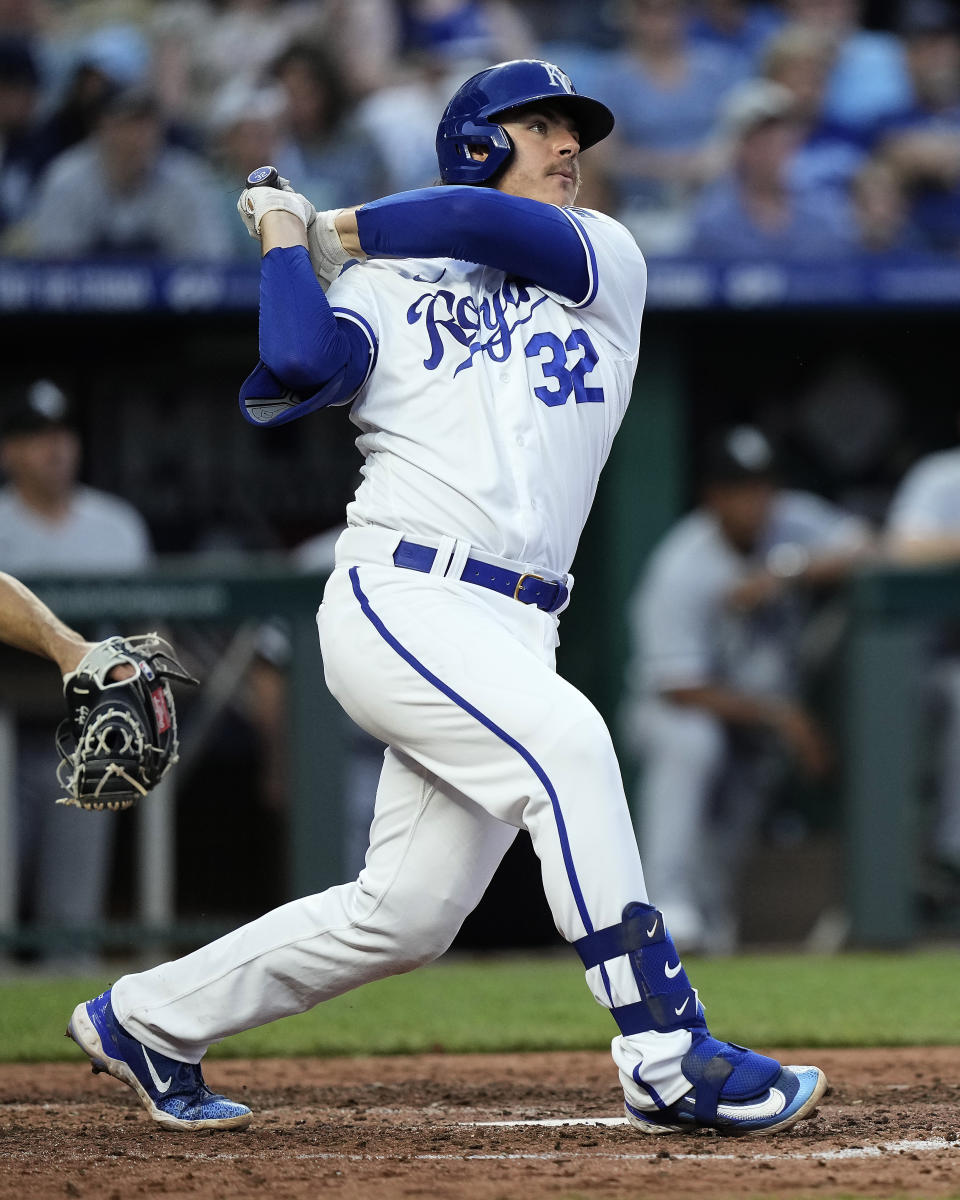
[438,119,512,184]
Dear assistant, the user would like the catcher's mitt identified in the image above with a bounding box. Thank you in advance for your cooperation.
[56,634,198,811]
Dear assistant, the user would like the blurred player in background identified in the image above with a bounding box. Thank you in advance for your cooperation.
[0,381,150,962]
[624,426,872,953]
[885,412,960,905]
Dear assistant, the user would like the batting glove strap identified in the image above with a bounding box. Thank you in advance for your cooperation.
[238,187,316,238]
[307,208,364,288]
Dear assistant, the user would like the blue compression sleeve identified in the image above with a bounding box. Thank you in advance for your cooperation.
[355,187,591,302]
[259,245,370,395]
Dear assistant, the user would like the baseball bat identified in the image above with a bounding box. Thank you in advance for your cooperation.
[246,165,280,189]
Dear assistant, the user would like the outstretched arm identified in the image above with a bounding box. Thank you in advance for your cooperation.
[348,187,592,302]
[0,572,91,674]
[259,187,594,302]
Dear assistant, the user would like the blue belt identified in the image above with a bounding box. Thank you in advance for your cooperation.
[392,539,568,613]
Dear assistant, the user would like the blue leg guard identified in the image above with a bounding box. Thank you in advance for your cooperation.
[575,902,825,1133]
[573,900,708,1037]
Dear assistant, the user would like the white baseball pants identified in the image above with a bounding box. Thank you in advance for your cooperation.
[113,526,694,1107]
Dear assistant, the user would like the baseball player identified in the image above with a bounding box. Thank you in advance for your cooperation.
[67,60,826,1136]
[624,427,872,954]
[886,425,960,885]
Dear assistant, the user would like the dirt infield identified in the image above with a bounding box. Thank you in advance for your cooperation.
[2,1047,960,1199]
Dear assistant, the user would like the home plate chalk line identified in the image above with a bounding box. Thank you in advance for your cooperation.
[82,1137,954,1167]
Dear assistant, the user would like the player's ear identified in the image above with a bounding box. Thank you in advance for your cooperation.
[467,144,490,162]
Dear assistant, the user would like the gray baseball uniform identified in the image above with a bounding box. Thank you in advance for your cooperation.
[0,484,150,948]
[625,489,868,951]
[887,447,960,867]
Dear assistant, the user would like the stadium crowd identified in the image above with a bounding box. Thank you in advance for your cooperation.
[2,0,960,259]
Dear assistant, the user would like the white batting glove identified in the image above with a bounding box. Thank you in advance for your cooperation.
[237,185,316,238]
[307,208,364,289]
[272,175,345,285]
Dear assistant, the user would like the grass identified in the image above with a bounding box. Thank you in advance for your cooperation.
[1,948,958,1063]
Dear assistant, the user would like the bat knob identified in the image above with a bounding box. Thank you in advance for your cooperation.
[247,165,279,188]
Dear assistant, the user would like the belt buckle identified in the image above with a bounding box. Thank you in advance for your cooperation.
[514,572,545,601]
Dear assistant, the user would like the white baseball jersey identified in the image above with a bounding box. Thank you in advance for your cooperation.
[325,207,647,576]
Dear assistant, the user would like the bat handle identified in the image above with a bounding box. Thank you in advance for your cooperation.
[246,165,279,189]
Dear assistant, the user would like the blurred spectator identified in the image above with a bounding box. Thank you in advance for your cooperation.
[782,0,912,129]
[688,79,856,258]
[850,156,926,252]
[25,58,127,182]
[151,1,398,124]
[331,0,404,98]
[622,425,872,953]
[521,0,622,52]
[590,0,748,252]
[150,0,321,126]
[17,87,232,260]
[0,37,44,233]
[875,0,960,254]
[66,22,152,92]
[207,77,292,260]
[0,0,45,35]
[354,53,472,193]
[762,24,872,197]
[0,380,151,963]
[885,415,960,897]
[23,22,173,193]
[270,42,388,209]
[0,0,50,80]
[354,2,535,194]
[400,0,531,61]
[687,0,784,71]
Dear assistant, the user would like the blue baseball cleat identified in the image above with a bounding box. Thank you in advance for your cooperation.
[625,1033,827,1135]
[67,988,252,1132]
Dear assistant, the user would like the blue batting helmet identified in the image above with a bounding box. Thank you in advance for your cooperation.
[436,59,614,185]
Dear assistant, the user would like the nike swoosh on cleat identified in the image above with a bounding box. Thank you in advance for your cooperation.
[716,1086,787,1122]
[674,998,689,1016]
[142,1047,172,1094]
[646,920,658,937]
[664,960,682,979]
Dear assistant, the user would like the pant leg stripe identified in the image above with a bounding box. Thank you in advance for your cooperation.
[348,567,608,977]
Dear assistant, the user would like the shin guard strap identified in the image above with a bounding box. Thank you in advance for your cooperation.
[573,907,666,970]
[610,987,701,1036]
[693,1053,735,1123]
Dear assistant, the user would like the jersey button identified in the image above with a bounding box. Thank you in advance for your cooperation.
[516,435,525,447]
[499,371,510,383]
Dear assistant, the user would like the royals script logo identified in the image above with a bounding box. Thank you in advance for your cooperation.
[407,282,549,376]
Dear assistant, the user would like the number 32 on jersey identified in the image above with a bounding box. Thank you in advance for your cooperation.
[525,328,604,407]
